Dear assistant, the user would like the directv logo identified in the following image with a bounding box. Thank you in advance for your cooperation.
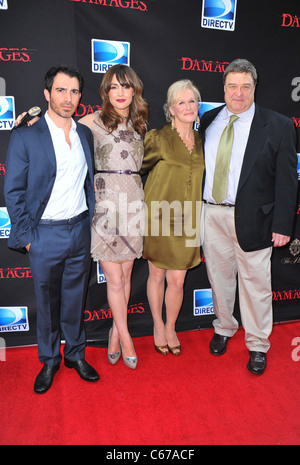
[0,208,11,238]
[0,0,8,10]
[92,39,130,73]
[97,262,106,284]
[195,102,223,130]
[201,0,237,31]
[0,96,15,130]
[0,307,29,332]
[199,102,224,120]
[193,289,214,316]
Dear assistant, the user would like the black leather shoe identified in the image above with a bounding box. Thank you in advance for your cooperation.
[64,358,100,382]
[247,351,267,375]
[34,363,60,394]
[210,333,231,355]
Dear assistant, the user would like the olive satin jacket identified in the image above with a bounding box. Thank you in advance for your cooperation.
[140,124,205,270]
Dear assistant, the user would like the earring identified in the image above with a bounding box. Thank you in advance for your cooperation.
[171,116,175,130]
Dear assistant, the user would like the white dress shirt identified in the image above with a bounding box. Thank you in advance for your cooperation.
[42,112,88,220]
[203,103,255,205]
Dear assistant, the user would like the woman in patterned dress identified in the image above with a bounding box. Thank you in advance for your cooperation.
[80,65,148,369]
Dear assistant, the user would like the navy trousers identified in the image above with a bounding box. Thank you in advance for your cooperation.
[29,211,91,365]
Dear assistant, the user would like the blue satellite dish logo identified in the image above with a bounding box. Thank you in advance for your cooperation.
[0,96,15,130]
[193,289,214,316]
[0,208,11,238]
[0,307,29,332]
[194,102,223,130]
[201,0,237,31]
[198,102,224,120]
[92,39,130,73]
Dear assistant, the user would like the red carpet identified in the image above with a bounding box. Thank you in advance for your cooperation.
[0,322,300,445]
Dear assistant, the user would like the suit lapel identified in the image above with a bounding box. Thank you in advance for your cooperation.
[37,116,57,168]
[37,117,93,175]
[237,105,267,193]
[201,105,224,136]
[76,122,93,178]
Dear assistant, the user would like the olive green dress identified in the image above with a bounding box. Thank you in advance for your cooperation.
[140,124,205,270]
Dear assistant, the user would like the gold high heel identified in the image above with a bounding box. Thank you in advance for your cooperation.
[167,344,181,356]
[154,344,169,355]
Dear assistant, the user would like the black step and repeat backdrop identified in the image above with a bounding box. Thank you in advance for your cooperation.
[1,0,300,348]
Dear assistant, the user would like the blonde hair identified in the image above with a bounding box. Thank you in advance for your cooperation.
[163,80,201,122]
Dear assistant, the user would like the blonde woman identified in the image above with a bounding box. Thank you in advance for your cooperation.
[140,80,204,356]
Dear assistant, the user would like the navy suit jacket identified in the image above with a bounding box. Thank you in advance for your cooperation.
[200,104,298,252]
[4,115,95,252]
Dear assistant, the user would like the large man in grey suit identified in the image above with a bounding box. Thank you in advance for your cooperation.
[4,65,99,393]
[200,59,298,374]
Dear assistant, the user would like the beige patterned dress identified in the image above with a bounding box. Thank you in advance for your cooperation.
[91,112,144,262]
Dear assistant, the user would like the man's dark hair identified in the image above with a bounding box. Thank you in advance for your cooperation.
[223,59,258,86]
[44,65,84,93]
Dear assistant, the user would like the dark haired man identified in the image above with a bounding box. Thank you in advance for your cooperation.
[4,65,99,393]
[44,64,84,94]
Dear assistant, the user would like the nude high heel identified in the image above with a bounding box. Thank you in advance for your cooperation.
[120,337,137,369]
[108,328,121,365]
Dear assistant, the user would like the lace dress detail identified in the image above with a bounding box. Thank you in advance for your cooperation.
[91,112,144,262]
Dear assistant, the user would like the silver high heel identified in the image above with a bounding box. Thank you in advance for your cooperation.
[108,328,121,365]
[120,337,137,370]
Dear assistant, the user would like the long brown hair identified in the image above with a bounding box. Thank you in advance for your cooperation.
[99,64,149,137]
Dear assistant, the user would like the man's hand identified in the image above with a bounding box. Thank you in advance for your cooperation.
[272,233,290,247]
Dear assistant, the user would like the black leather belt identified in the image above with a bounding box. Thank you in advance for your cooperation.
[96,169,139,175]
[204,200,235,207]
[39,210,88,225]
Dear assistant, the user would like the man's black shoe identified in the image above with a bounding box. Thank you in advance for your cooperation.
[209,333,231,355]
[34,363,60,394]
[247,351,267,375]
[64,358,100,381]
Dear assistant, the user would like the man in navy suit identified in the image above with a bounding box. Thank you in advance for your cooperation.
[200,59,298,374]
[4,65,99,393]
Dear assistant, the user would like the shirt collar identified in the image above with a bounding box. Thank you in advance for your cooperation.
[45,111,76,134]
[225,102,255,122]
